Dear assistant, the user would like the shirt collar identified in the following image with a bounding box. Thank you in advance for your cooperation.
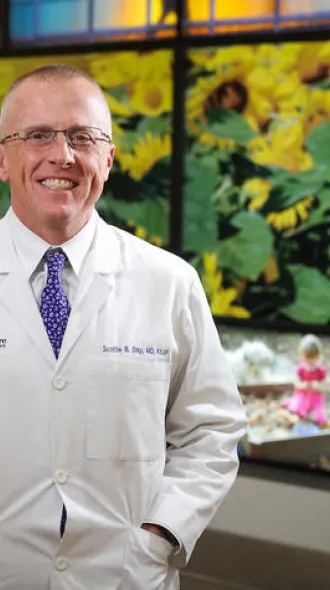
[7,207,97,279]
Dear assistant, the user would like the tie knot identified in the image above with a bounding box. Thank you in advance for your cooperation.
[44,248,67,271]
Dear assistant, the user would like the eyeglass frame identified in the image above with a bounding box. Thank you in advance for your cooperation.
[0,126,112,150]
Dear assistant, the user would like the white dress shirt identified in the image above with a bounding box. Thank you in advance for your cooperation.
[7,207,97,305]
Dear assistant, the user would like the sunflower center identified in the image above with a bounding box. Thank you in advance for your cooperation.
[205,80,248,114]
[303,63,328,83]
[145,87,163,110]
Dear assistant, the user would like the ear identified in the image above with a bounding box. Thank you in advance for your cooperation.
[104,143,115,181]
[0,146,9,182]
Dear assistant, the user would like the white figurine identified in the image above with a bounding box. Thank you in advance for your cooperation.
[225,340,275,385]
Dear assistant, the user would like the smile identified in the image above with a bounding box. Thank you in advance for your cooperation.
[40,178,77,190]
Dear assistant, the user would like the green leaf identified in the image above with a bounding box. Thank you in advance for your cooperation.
[308,186,330,220]
[310,79,330,90]
[289,186,330,235]
[199,108,257,143]
[306,120,330,170]
[98,196,169,242]
[217,211,273,280]
[105,84,129,102]
[0,182,10,217]
[137,116,171,136]
[282,264,330,324]
[115,132,138,152]
[183,155,219,253]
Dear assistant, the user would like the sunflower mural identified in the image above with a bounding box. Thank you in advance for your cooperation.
[185,41,330,325]
[0,50,173,246]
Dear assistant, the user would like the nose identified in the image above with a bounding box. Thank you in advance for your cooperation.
[47,131,75,167]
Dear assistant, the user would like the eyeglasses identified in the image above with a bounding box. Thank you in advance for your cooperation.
[0,126,112,151]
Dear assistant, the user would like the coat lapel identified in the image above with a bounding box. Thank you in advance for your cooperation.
[57,218,124,365]
[0,217,55,367]
[0,214,124,368]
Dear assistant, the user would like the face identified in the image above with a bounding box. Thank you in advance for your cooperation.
[301,353,319,369]
[0,76,114,242]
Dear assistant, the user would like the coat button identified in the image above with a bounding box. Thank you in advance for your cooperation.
[53,376,67,390]
[55,469,68,484]
[55,555,69,571]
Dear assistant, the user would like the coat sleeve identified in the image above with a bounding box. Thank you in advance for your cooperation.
[144,270,247,566]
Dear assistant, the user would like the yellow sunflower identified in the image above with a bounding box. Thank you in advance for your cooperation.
[89,50,172,85]
[277,84,310,121]
[252,44,311,117]
[102,92,131,116]
[117,132,171,181]
[130,78,172,117]
[243,67,276,127]
[133,226,163,247]
[250,120,313,173]
[127,51,173,82]
[263,254,280,284]
[135,226,147,240]
[0,60,18,103]
[319,41,330,63]
[187,70,247,122]
[86,53,131,88]
[279,86,330,135]
[210,289,250,318]
[254,43,299,75]
[187,46,275,137]
[305,88,330,134]
[189,46,255,76]
[202,252,221,295]
[150,235,164,247]
[242,175,315,234]
[244,178,272,210]
[186,71,253,147]
[288,41,330,84]
[201,253,250,318]
[266,197,314,231]
[198,131,235,151]
[271,71,302,105]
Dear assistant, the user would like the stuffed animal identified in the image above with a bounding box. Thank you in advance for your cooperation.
[225,340,275,385]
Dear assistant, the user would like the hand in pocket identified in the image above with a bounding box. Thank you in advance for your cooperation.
[119,526,173,590]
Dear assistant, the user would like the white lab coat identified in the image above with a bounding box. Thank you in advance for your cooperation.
[0,211,246,589]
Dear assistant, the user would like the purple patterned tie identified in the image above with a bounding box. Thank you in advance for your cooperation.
[40,248,70,359]
[40,248,70,537]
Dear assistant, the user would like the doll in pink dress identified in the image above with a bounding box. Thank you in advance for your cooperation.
[282,334,328,426]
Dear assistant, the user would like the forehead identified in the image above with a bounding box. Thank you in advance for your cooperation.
[3,77,110,131]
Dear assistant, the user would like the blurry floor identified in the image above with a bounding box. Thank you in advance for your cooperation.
[181,571,259,589]
[179,529,329,590]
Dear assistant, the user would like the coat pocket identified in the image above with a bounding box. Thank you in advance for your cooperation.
[118,526,172,590]
[86,359,171,461]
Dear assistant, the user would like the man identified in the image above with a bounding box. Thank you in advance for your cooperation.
[0,64,246,590]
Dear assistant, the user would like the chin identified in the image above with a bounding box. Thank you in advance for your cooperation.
[42,200,76,219]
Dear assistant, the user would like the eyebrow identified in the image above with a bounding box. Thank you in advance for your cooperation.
[23,125,94,131]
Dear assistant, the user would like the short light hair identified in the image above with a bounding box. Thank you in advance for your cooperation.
[298,334,322,358]
[0,63,112,134]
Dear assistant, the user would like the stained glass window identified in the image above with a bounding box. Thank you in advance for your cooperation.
[9,0,177,45]
[184,0,330,35]
[279,0,330,29]
[10,0,87,41]
[9,0,330,45]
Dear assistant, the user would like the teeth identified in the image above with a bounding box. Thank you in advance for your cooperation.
[41,179,75,190]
